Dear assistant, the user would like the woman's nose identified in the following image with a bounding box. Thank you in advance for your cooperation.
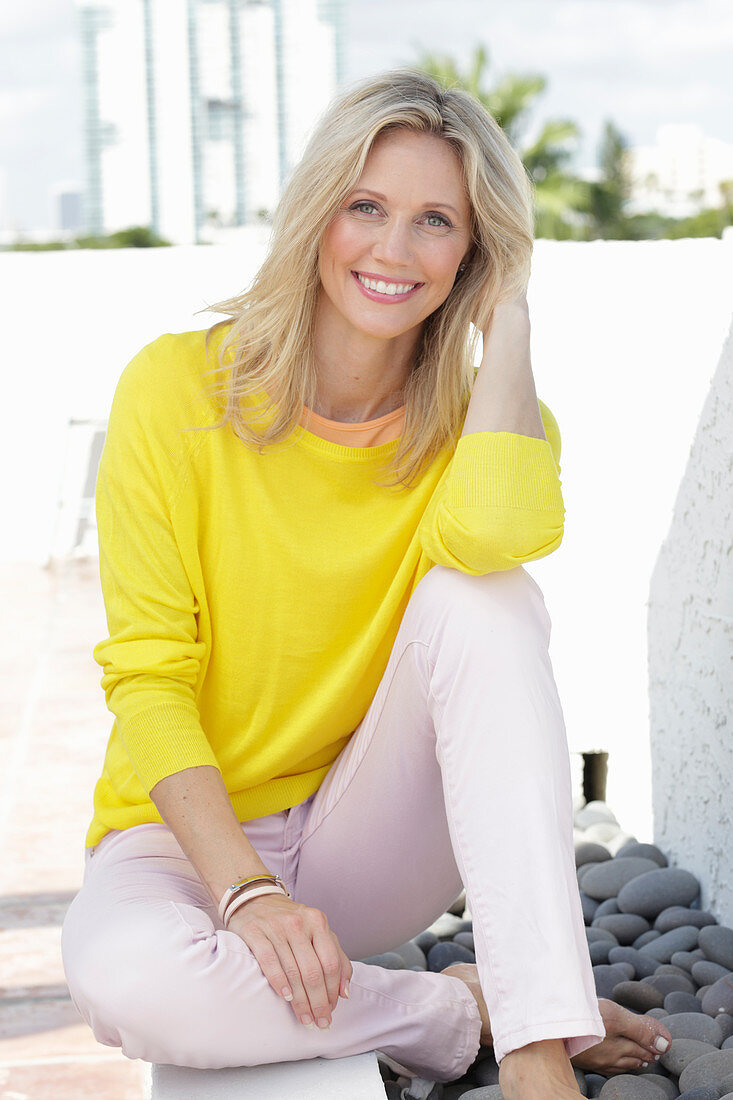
[371,218,413,267]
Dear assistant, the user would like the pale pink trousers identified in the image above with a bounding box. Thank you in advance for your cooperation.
[61,564,605,1081]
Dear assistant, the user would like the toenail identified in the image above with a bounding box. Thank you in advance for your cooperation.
[654,1054,660,1061]
[641,1062,648,1068]
[654,1036,670,1052]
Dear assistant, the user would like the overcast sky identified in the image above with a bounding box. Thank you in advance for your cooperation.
[1,0,732,231]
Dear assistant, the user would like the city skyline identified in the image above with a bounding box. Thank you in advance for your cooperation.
[2,0,733,233]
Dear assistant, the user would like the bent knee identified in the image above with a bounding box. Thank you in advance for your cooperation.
[414,563,549,637]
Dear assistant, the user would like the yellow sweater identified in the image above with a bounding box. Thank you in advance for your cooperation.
[87,326,565,849]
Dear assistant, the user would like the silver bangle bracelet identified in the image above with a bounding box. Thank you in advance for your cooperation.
[223,882,290,927]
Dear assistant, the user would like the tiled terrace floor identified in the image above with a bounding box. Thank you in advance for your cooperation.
[0,558,150,1099]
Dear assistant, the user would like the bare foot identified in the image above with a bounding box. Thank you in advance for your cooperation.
[442,964,673,1079]
[571,998,672,1075]
[500,1038,582,1100]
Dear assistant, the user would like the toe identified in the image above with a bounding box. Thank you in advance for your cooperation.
[640,1017,672,1057]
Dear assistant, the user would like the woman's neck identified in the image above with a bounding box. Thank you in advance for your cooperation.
[312,297,420,422]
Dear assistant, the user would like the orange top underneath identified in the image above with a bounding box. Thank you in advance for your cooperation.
[299,404,405,446]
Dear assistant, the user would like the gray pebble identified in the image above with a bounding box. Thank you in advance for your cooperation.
[642,973,697,997]
[454,931,475,952]
[636,931,664,949]
[672,951,706,974]
[691,960,730,987]
[664,992,703,1015]
[360,951,406,969]
[663,1012,723,1046]
[699,926,733,972]
[638,1079,677,1100]
[444,1088,477,1100]
[596,915,652,945]
[414,930,440,953]
[697,986,711,1000]
[588,927,621,945]
[726,1038,733,1050]
[615,842,668,867]
[384,1083,403,1099]
[647,1008,671,1018]
[460,1088,503,1099]
[583,858,662,901]
[591,941,615,964]
[598,1074,670,1097]
[656,965,699,980]
[609,947,659,979]
[575,1067,589,1095]
[473,1057,500,1086]
[655,908,716,933]
[448,889,467,916]
[720,1072,733,1093]
[595,898,623,918]
[718,1015,733,1041]
[579,862,603,887]
[660,1038,719,1076]
[595,964,637,999]
[701,975,733,1017]
[426,913,471,940]
[675,1088,722,1100]
[618,869,701,920]
[613,980,665,1011]
[427,941,475,972]
[586,1075,608,1098]
[640,927,701,963]
[391,940,428,969]
[576,801,619,828]
[577,842,614,867]
[583,892,601,922]
[678,1048,733,1091]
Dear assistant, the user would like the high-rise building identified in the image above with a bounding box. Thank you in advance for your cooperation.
[76,0,344,243]
[625,124,733,218]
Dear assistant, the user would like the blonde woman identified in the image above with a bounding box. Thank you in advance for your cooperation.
[61,70,671,1098]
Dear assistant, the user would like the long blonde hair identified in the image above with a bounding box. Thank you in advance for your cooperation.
[199,67,535,490]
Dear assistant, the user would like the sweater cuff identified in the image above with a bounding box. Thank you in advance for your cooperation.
[119,701,221,794]
[446,432,564,512]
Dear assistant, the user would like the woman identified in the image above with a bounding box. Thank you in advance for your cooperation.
[61,70,671,1098]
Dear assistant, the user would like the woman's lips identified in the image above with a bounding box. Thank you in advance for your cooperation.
[351,270,423,303]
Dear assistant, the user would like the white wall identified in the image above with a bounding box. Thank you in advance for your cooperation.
[1,235,731,840]
[648,317,732,924]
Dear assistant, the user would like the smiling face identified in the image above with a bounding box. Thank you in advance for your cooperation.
[316,129,473,351]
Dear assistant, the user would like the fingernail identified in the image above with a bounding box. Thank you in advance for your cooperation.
[317,1017,331,1029]
[282,987,293,1001]
[343,981,350,999]
[655,1037,670,1053]
[301,1014,314,1027]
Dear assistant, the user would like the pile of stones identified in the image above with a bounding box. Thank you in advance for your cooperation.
[368,801,733,1100]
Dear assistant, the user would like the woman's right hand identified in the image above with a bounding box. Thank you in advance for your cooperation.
[226,892,353,1029]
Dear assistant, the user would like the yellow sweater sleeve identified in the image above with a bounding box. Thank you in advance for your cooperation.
[418,400,565,575]
[92,339,220,794]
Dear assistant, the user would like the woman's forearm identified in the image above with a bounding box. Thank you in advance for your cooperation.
[461,299,546,442]
[150,765,273,906]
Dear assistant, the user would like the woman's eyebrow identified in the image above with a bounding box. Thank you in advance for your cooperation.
[349,188,461,218]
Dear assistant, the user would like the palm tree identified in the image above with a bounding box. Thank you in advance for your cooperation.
[417,45,590,239]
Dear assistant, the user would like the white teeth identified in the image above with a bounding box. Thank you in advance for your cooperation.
[357,274,417,295]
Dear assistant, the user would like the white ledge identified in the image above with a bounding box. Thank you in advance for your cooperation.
[149,1051,386,1098]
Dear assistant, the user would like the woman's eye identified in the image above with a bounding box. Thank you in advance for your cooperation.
[424,212,451,228]
[350,201,379,215]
